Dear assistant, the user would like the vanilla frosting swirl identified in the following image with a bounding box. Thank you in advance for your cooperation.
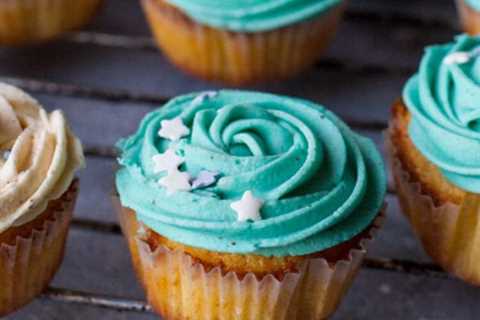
[116,90,385,256]
[165,0,342,32]
[0,83,84,232]
[404,35,480,193]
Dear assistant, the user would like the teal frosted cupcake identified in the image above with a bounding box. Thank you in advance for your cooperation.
[114,90,386,320]
[388,34,480,285]
[140,0,347,84]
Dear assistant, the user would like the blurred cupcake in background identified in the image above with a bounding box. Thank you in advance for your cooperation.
[114,90,386,320]
[387,35,480,285]
[457,0,480,34]
[0,83,84,315]
[0,0,103,46]
[141,0,347,84]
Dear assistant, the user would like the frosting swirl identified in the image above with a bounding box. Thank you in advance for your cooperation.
[403,35,480,193]
[116,90,385,256]
[0,83,84,232]
[165,0,342,32]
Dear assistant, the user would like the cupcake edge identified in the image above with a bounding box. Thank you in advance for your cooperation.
[141,0,346,84]
[114,196,385,320]
[0,0,103,46]
[0,179,78,315]
[387,100,480,285]
[456,0,480,35]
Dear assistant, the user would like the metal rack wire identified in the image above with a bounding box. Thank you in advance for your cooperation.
[1,2,464,316]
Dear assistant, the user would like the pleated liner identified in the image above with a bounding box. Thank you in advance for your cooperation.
[140,0,346,85]
[0,181,78,316]
[387,127,480,286]
[115,198,384,320]
[0,0,103,45]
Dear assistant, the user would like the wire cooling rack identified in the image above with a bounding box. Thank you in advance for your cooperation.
[1,0,475,319]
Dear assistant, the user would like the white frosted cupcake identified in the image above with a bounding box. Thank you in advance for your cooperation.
[0,83,84,315]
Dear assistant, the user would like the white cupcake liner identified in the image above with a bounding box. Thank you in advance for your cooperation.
[0,181,77,315]
[386,125,480,285]
[115,198,385,320]
[141,0,346,84]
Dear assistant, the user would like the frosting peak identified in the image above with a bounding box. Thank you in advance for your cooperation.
[165,0,342,32]
[404,35,480,193]
[116,90,386,256]
[0,83,85,232]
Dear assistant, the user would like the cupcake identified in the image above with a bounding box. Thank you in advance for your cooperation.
[114,90,386,319]
[387,35,480,285]
[0,83,84,314]
[0,0,103,46]
[140,0,346,84]
[457,0,480,35]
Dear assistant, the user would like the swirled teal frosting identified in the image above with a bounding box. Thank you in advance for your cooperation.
[465,0,480,11]
[404,35,480,193]
[116,90,386,256]
[165,0,342,32]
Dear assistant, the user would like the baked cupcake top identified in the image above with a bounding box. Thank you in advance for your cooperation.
[164,0,342,32]
[465,0,480,10]
[0,83,85,232]
[116,90,385,256]
[403,35,480,193]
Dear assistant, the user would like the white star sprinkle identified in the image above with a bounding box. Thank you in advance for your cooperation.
[152,148,184,173]
[158,169,192,195]
[192,170,219,189]
[444,52,471,65]
[190,91,218,107]
[158,117,190,141]
[444,47,480,65]
[230,191,263,222]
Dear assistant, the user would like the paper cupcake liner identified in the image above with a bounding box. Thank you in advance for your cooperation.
[386,127,480,285]
[456,0,480,35]
[141,0,346,85]
[0,0,103,45]
[0,180,78,315]
[115,197,384,320]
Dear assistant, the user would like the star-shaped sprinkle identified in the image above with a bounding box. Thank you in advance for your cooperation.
[190,91,218,107]
[158,168,192,195]
[158,117,190,141]
[444,47,480,65]
[230,191,263,222]
[192,170,219,189]
[152,148,184,173]
[444,52,471,65]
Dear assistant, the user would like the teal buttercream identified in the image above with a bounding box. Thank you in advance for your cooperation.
[116,90,386,256]
[403,35,480,193]
[165,0,342,32]
[465,0,480,11]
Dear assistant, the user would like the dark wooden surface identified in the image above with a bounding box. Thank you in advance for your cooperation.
[1,0,478,319]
